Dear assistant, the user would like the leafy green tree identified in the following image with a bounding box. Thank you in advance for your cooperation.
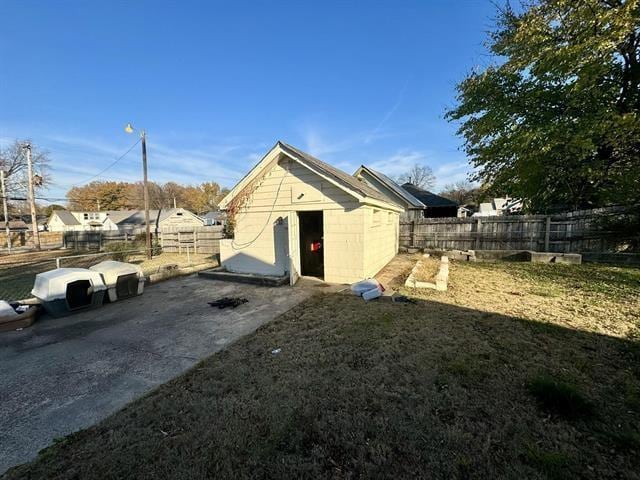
[447,0,640,212]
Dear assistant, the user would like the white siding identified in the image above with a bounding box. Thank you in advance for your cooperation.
[363,207,400,279]
[225,157,398,284]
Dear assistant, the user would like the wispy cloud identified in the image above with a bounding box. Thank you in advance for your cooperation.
[364,81,408,145]
[368,150,431,177]
[27,133,261,202]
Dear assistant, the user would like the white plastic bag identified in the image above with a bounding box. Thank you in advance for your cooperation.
[350,279,380,296]
[362,287,382,301]
[0,301,17,318]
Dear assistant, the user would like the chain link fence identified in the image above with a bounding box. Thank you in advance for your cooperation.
[0,247,218,302]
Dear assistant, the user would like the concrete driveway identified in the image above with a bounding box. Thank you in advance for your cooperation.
[0,275,311,474]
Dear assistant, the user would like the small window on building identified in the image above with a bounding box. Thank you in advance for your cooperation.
[176,212,183,216]
[83,213,89,220]
[372,209,381,226]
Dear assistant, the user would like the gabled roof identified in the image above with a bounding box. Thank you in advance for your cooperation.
[203,211,226,220]
[219,141,403,212]
[52,210,81,226]
[7,220,29,230]
[354,165,425,208]
[104,210,139,224]
[400,183,458,208]
[106,208,202,225]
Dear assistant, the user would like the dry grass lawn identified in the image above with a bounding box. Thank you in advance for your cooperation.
[3,257,640,479]
[413,255,441,283]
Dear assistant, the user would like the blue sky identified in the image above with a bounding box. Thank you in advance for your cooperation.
[0,1,497,203]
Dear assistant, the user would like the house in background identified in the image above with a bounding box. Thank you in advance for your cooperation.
[110,208,204,233]
[457,205,474,218]
[48,210,88,232]
[48,208,203,233]
[353,166,426,220]
[473,197,523,217]
[48,210,121,232]
[354,166,460,219]
[399,183,459,218]
[202,210,226,227]
[218,141,403,285]
[6,220,29,232]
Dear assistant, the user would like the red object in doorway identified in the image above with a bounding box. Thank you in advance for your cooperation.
[310,241,322,252]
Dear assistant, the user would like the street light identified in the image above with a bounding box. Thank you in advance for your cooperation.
[125,123,152,259]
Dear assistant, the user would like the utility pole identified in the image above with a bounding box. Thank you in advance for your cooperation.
[24,143,41,250]
[125,123,152,259]
[0,170,11,252]
[173,196,176,209]
[141,131,152,259]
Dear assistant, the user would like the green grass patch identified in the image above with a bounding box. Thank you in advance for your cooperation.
[523,445,573,480]
[527,374,593,419]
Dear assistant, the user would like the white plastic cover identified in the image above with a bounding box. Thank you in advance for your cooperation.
[31,268,107,301]
[0,300,17,318]
[350,278,380,296]
[89,260,143,286]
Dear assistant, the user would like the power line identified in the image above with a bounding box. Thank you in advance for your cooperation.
[64,138,141,188]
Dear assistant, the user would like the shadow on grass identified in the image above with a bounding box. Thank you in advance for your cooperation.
[3,293,640,480]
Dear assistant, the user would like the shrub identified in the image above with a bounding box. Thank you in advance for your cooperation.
[527,373,593,419]
[104,241,134,262]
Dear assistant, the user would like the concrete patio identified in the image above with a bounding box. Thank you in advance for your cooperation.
[0,275,310,474]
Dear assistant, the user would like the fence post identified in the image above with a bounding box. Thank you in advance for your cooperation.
[194,231,197,254]
[178,231,181,254]
[475,218,482,250]
[544,216,551,252]
[410,220,416,247]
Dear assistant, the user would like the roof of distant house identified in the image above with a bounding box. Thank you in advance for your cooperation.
[203,211,226,220]
[7,220,29,230]
[106,208,201,225]
[354,165,425,208]
[52,210,81,226]
[400,183,458,208]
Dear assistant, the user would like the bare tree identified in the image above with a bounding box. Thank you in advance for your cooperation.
[0,140,51,196]
[439,180,481,205]
[395,164,436,190]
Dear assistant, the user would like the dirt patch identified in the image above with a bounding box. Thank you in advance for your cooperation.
[374,253,420,288]
[414,256,441,283]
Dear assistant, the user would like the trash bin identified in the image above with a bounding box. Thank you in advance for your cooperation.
[31,268,107,317]
[89,260,145,303]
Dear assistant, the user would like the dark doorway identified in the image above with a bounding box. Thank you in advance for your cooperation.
[298,211,324,279]
[115,274,139,300]
[66,280,93,310]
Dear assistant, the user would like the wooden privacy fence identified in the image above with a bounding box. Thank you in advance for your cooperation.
[0,231,63,250]
[160,226,224,254]
[63,226,224,254]
[400,206,634,253]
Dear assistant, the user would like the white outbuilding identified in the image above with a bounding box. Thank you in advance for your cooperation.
[218,142,403,284]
